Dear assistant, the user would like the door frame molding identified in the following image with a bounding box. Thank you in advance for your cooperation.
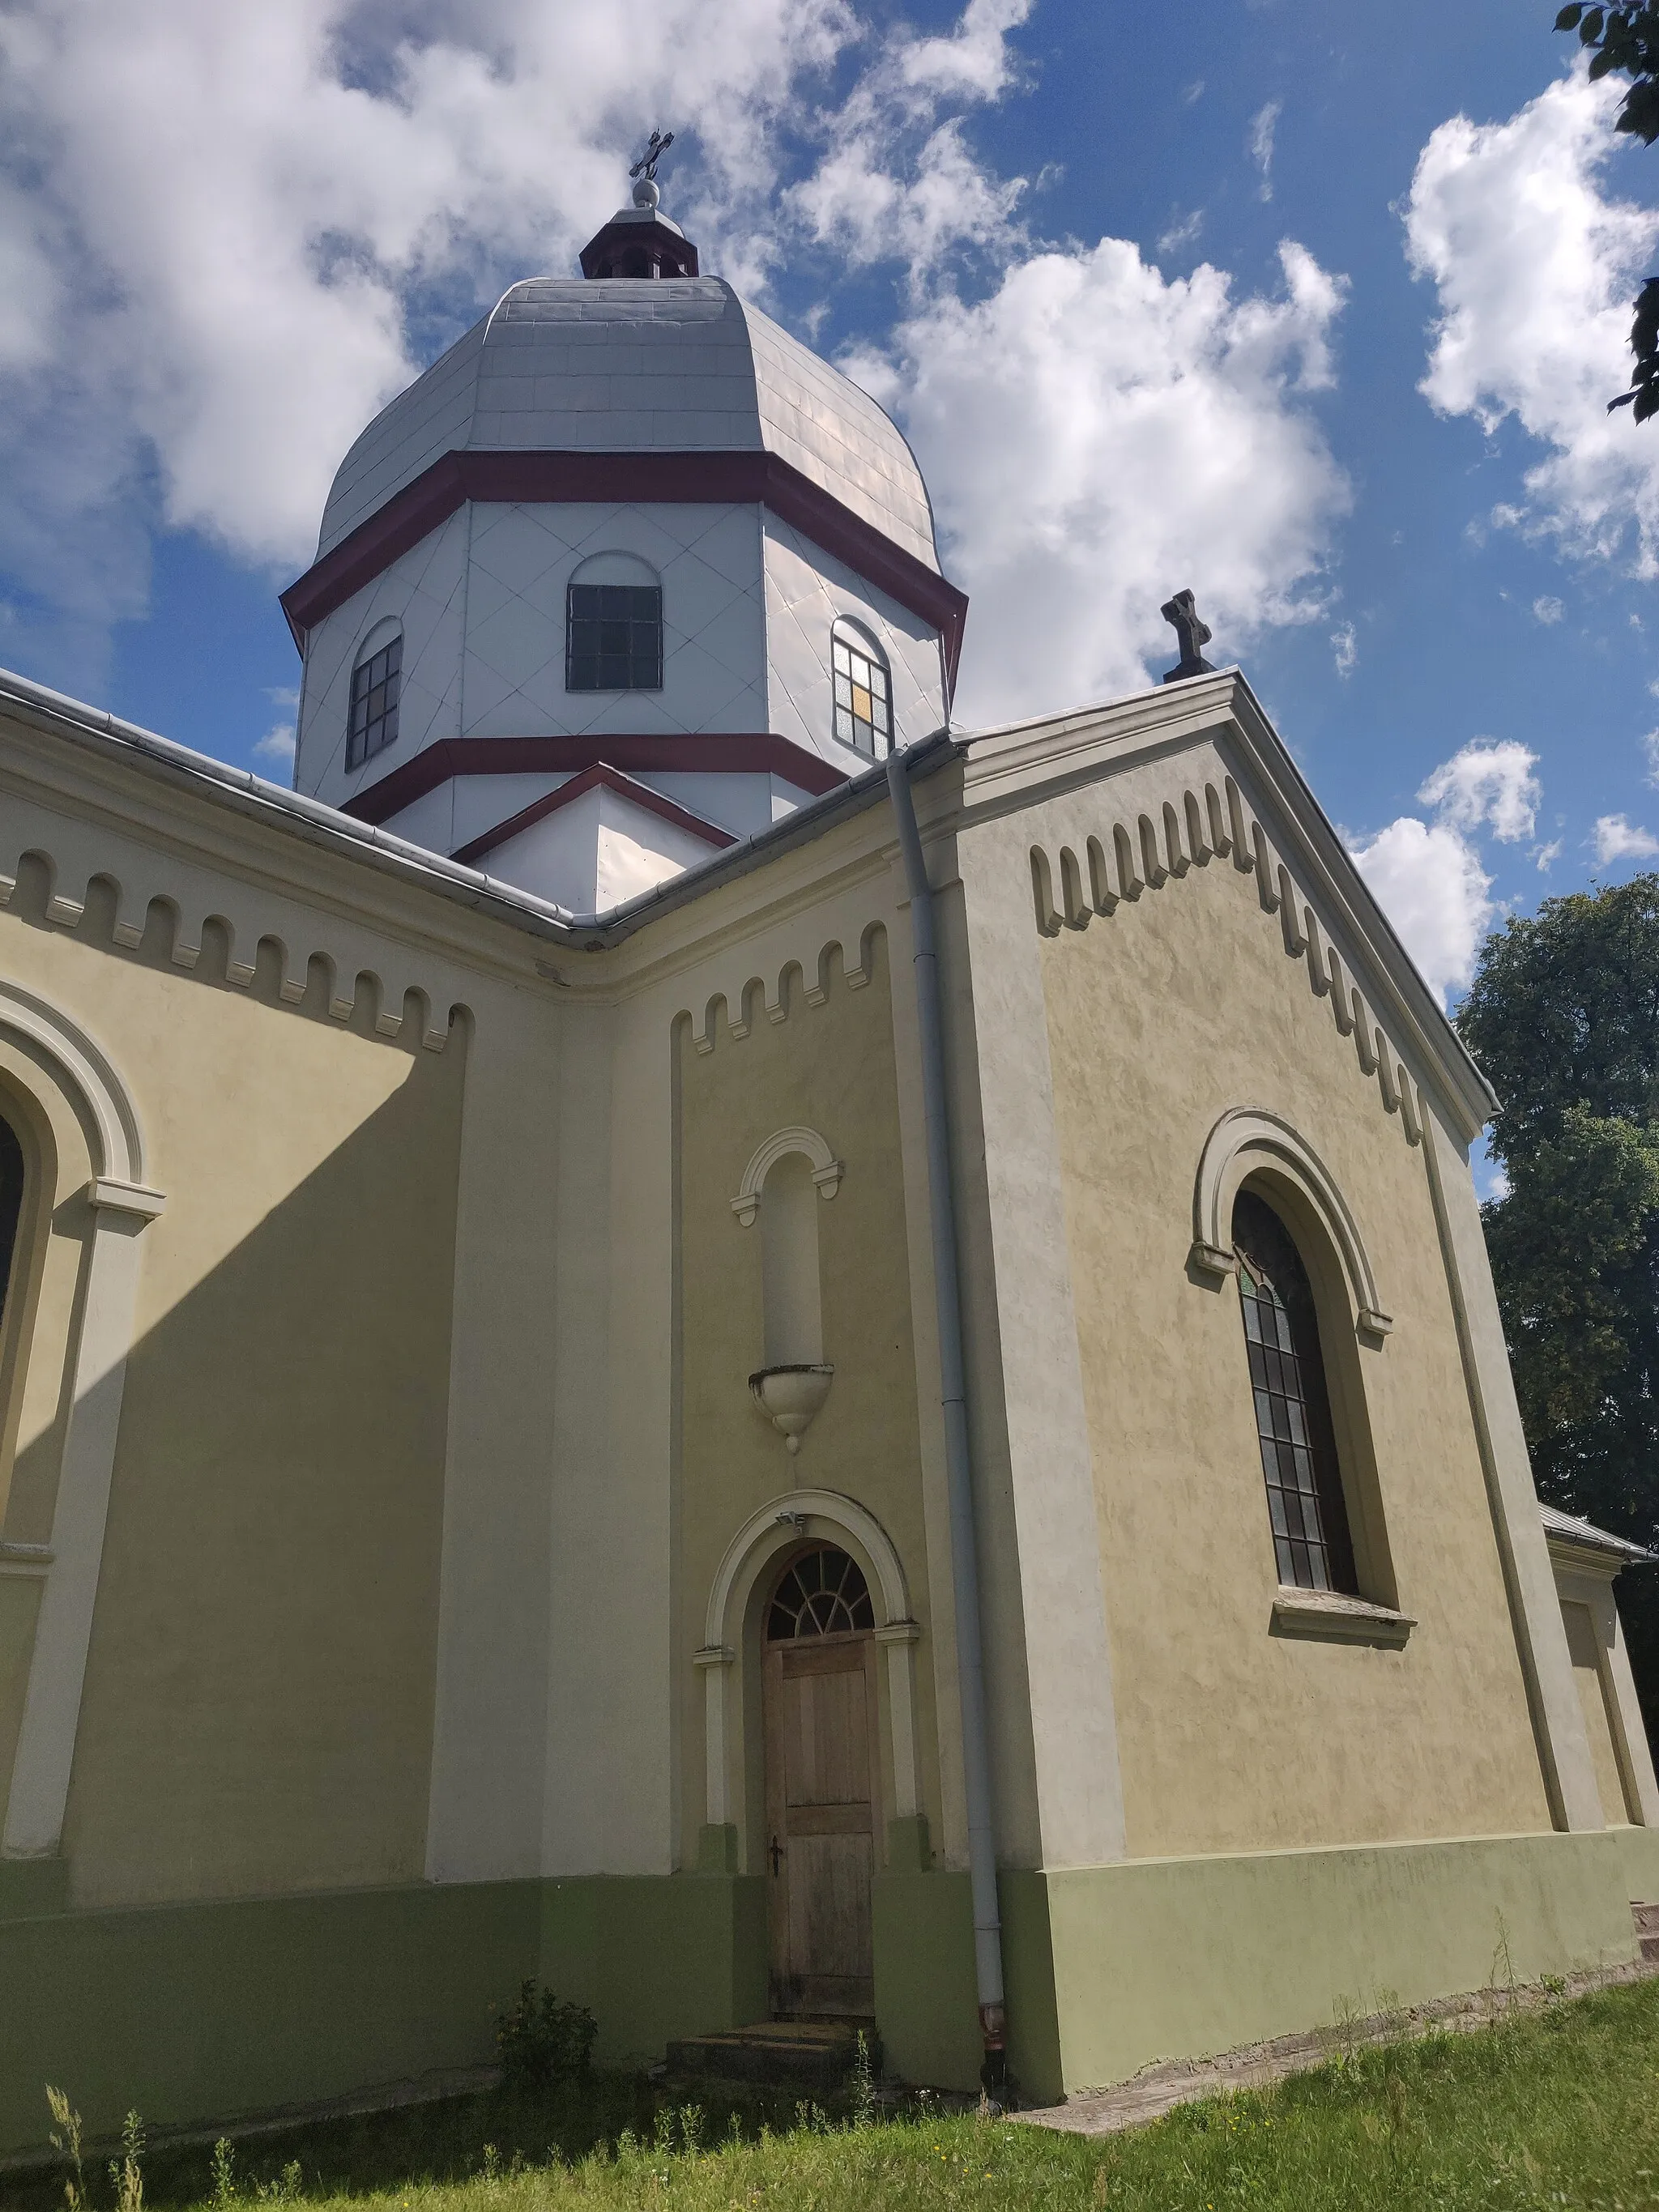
[697,1490,923,1843]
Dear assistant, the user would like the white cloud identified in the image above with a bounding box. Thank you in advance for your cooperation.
[1331,621,1356,676]
[853,238,1351,723]
[898,0,1030,99]
[1157,209,1205,256]
[0,0,1056,684]
[254,722,296,768]
[1249,100,1282,201]
[1348,816,1493,1005]
[0,0,858,671]
[1533,838,1563,869]
[786,0,1032,290]
[1417,737,1540,842]
[1346,738,1541,1003]
[1593,812,1659,863]
[0,0,1350,747]
[1405,69,1659,572]
[1644,728,1659,783]
[1533,594,1564,623]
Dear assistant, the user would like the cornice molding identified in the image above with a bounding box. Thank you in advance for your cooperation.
[340,732,847,828]
[279,449,970,693]
[450,760,738,867]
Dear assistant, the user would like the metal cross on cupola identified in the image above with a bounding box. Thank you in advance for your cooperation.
[579,130,699,280]
[1160,589,1218,684]
[629,130,676,184]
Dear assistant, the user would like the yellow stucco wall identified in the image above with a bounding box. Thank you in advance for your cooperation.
[1561,1599,1631,1827]
[1038,844,1552,1860]
[675,931,939,1870]
[0,889,465,1906]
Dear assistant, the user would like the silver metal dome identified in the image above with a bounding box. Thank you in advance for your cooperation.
[317,277,940,574]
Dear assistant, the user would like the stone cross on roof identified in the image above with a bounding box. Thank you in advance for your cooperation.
[1160,589,1217,684]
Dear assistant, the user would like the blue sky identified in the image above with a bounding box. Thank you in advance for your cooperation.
[3,0,1659,1017]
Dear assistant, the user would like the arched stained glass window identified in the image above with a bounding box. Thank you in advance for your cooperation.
[1233,1188,1358,1595]
[766,1545,876,1640]
[831,620,892,757]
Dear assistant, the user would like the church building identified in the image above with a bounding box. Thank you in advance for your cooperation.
[0,168,1656,2146]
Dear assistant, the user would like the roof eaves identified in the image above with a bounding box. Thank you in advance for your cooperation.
[1540,1502,1656,1566]
[0,663,955,953]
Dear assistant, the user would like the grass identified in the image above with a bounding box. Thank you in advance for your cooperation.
[8,1978,1659,2212]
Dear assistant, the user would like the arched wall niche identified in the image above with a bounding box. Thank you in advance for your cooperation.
[0,982,164,1862]
[731,1126,843,1376]
[695,1490,923,1875]
[1192,1106,1400,1610]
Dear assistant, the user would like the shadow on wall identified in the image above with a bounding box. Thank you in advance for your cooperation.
[0,870,473,1906]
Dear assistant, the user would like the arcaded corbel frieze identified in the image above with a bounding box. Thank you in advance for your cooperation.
[684,914,886,1055]
[731,1125,843,1226]
[0,802,469,1055]
[1028,766,1435,1152]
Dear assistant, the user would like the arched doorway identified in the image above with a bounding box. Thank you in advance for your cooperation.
[762,1544,879,2018]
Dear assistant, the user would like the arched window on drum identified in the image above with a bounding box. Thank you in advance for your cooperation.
[830,620,892,758]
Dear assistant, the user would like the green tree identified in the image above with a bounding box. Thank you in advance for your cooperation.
[1556,6,1659,419]
[1458,875,1659,1748]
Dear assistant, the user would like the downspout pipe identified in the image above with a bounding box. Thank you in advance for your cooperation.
[885,743,1007,2086]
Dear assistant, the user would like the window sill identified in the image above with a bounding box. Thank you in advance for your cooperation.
[1271,1588,1415,1647]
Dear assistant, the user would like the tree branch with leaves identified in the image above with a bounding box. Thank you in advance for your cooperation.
[1557,5,1659,419]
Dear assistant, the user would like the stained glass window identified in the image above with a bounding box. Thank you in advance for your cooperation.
[566,582,663,691]
[347,635,401,771]
[1233,1188,1358,1594]
[766,1546,876,1640]
[831,622,892,757]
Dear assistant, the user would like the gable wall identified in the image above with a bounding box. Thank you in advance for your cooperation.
[1030,745,1552,1859]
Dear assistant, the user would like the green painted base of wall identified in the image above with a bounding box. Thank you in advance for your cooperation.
[4,1828,1645,2152]
[1009,1828,1646,2107]
[0,1854,69,1918]
[872,1872,981,2093]
[0,1877,539,2158]
[539,1875,768,2068]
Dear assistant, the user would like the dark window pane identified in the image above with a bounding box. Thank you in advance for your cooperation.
[567,578,663,690]
[347,636,402,770]
[764,1546,876,1642]
[1234,1190,1358,1595]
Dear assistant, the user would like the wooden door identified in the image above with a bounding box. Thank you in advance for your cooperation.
[763,1631,880,2016]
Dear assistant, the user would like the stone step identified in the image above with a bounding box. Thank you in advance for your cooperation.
[665,2019,869,2093]
[1631,1901,1659,1959]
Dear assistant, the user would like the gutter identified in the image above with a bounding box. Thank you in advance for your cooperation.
[0,665,955,949]
[885,742,1007,2089]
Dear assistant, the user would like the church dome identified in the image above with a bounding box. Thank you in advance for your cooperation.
[316,276,941,575]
